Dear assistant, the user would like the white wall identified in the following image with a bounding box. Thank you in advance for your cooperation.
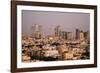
[0,0,99,73]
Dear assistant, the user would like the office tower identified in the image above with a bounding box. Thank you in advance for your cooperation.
[61,31,67,39]
[32,24,43,38]
[54,25,62,37]
[76,29,80,40]
[64,32,68,40]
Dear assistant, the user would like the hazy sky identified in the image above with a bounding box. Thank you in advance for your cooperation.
[22,10,90,36]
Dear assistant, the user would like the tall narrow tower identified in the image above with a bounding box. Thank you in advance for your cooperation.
[32,24,43,38]
[76,29,80,40]
[54,25,62,37]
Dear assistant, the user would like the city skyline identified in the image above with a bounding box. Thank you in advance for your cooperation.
[22,10,90,36]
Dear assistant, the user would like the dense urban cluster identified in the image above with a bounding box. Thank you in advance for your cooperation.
[22,24,90,62]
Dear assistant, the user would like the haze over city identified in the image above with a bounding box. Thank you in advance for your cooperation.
[22,10,90,62]
[22,10,90,36]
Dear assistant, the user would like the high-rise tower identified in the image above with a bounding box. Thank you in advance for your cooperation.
[76,29,80,40]
[54,25,62,37]
[32,24,43,38]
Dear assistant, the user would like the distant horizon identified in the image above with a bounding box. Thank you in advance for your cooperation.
[22,10,90,36]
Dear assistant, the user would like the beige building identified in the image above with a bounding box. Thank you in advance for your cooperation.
[79,31,85,41]
[67,32,74,40]
[63,52,73,60]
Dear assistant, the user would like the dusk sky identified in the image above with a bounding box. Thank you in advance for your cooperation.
[22,10,90,36]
